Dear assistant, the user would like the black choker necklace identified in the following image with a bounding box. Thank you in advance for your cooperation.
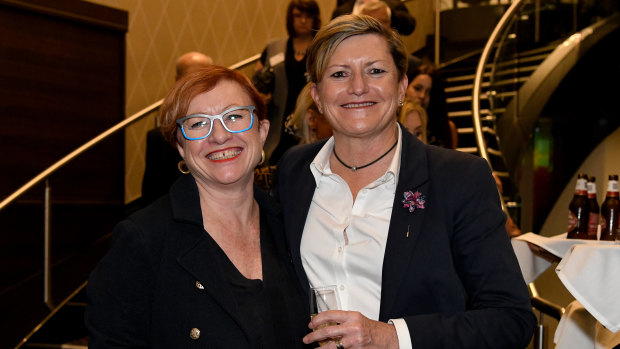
[333,139,398,171]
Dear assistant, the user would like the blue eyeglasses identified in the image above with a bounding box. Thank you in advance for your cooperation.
[176,106,255,140]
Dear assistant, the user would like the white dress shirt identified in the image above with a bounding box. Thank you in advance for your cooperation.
[300,126,412,349]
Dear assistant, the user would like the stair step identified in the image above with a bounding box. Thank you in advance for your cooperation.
[457,147,478,153]
[449,109,497,118]
[457,126,496,135]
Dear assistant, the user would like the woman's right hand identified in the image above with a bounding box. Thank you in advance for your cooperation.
[304,310,399,348]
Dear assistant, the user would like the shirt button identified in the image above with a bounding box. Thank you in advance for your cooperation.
[195,281,204,289]
[190,327,201,340]
[340,285,345,291]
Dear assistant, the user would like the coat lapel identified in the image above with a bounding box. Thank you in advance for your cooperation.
[177,236,243,326]
[379,130,430,321]
[168,175,249,340]
[286,157,316,294]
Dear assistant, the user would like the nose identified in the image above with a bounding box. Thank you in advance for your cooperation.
[348,72,368,96]
[209,119,232,144]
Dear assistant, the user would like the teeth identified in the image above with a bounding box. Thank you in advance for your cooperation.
[343,102,374,108]
[207,148,241,160]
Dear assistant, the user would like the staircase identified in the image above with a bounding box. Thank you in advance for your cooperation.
[440,42,558,197]
[19,285,89,349]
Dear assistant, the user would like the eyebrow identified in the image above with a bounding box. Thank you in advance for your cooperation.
[192,104,240,115]
[326,59,388,70]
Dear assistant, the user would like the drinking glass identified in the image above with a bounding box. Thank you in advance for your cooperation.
[310,285,340,345]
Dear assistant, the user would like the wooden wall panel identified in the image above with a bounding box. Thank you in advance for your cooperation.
[0,0,127,203]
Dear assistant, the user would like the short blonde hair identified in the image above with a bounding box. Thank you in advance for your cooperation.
[398,98,428,143]
[306,14,407,83]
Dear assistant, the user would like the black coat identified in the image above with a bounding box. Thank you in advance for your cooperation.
[274,127,536,348]
[86,175,308,348]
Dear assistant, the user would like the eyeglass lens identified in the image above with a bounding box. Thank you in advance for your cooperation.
[182,107,253,139]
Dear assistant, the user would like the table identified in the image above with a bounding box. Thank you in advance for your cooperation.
[512,233,620,348]
[554,300,620,349]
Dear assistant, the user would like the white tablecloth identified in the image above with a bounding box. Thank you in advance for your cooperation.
[511,232,604,284]
[556,244,620,334]
[555,300,620,349]
[511,233,620,340]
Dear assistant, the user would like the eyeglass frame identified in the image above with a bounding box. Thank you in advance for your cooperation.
[176,105,256,141]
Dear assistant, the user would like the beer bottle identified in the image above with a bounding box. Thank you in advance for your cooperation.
[567,173,589,239]
[586,176,599,240]
[600,174,619,241]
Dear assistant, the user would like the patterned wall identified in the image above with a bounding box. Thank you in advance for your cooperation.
[85,0,434,202]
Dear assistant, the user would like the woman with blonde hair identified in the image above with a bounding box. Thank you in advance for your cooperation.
[275,14,534,348]
[398,98,427,143]
[285,83,333,144]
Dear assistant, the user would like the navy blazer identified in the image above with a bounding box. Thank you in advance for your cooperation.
[86,175,307,348]
[274,128,536,348]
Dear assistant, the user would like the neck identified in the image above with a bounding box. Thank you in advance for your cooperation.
[331,123,399,170]
[293,34,313,43]
[195,177,257,225]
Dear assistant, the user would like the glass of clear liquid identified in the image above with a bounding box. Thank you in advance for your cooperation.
[310,285,341,346]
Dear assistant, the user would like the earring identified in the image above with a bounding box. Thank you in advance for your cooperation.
[258,149,266,166]
[398,99,404,107]
[177,160,191,174]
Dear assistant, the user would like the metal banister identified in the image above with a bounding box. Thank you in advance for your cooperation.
[0,54,260,310]
[471,0,524,163]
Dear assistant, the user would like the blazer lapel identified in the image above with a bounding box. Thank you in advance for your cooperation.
[177,236,240,320]
[168,175,249,340]
[379,130,430,321]
[286,158,316,294]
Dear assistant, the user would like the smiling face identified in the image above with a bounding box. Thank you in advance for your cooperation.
[176,79,269,188]
[310,34,407,140]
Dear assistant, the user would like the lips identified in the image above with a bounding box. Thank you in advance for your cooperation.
[342,102,375,108]
[207,147,242,161]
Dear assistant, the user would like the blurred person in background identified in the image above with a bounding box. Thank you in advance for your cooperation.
[141,51,213,207]
[332,0,416,35]
[398,98,427,143]
[253,0,321,165]
[284,83,333,145]
[406,64,458,149]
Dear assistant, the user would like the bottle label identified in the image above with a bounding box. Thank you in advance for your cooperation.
[567,211,577,232]
[587,212,599,237]
[587,182,596,197]
[607,180,619,196]
[575,179,587,194]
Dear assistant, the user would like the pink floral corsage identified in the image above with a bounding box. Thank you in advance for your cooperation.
[402,190,425,213]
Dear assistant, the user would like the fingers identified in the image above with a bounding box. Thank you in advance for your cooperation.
[304,310,353,346]
[527,242,561,263]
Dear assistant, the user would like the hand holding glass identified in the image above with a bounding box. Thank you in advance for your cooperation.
[310,285,340,346]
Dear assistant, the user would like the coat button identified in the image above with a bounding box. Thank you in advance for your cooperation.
[190,327,201,340]
[195,281,204,289]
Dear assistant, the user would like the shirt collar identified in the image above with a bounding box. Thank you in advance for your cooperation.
[310,123,403,188]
